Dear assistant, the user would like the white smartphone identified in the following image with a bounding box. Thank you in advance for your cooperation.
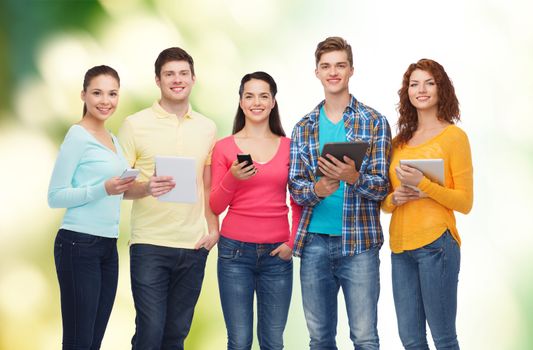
[119,168,140,180]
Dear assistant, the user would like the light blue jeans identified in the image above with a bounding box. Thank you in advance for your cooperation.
[391,230,461,350]
[217,236,293,350]
[300,233,380,350]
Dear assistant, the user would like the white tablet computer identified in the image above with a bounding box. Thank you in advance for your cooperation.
[155,156,197,203]
[399,158,444,185]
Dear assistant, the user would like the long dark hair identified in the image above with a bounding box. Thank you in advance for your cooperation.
[82,65,120,116]
[395,59,459,146]
[232,71,285,136]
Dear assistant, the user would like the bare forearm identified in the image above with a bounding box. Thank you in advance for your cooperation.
[202,165,219,234]
[192,190,220,250]
[204,191,219,234]
[123,181,149,200]
[205,210,219,235]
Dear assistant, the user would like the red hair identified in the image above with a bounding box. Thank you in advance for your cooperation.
[395,59,460,146]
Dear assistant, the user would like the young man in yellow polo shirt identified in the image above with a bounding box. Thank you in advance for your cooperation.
[118,47,218,350]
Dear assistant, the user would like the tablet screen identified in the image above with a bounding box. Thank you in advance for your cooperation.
[316,141,369,177]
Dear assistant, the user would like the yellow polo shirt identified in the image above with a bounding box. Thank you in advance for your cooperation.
[118,101,217,249]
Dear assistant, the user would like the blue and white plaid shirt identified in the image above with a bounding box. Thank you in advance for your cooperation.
[289,96,392,257]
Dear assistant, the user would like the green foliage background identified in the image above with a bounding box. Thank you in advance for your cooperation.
[1,0,532,349]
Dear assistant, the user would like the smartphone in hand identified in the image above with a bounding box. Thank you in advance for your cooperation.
[237,154,253,166]
[120,168,140,180]
[237,154,255,173]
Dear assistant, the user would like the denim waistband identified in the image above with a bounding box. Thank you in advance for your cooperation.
[308,232,342,238]
[58,228,116,241]
[219,235,284,249]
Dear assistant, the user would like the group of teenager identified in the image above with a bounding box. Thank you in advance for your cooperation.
[48,36,473,350]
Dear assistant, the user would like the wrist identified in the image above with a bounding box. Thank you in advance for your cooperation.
[348,172,360,185]
[144,181,151,196]
[313,184,324,198]
[104,180,111,195]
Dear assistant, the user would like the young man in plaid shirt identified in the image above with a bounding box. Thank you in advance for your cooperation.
[289,36,392,350]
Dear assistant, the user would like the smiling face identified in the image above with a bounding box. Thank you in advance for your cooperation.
[156,60,195,105]
[315,50,354,96]
[239,78,276,125]
[408,69,439,113]
[81,74,119,121]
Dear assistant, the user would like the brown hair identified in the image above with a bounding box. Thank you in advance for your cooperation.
[315,36,353,67]
[395,58,460,146]
[82,65,120,116]
[154,47,195,78]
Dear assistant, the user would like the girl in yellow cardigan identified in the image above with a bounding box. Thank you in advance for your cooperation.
[382,59,473,350]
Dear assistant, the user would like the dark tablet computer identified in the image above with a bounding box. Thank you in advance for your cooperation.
[316,141,369,177]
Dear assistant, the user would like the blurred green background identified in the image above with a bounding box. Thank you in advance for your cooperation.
[1,0,532,349]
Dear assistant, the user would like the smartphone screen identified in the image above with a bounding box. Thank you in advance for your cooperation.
[237,154,253,167]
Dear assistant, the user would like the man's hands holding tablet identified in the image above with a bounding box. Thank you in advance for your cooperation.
[317,154,360,185]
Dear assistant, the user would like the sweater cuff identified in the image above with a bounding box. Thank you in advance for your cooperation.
[417,176,432,192]
[89,182,109,201]
[308,183,323,205]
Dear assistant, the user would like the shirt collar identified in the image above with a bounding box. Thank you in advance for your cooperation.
[151,101,193,119]
[308,94,358,124]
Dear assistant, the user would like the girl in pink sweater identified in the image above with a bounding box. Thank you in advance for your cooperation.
[210,71,300,350]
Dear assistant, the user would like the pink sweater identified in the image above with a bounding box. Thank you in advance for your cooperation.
[210,136,301,247]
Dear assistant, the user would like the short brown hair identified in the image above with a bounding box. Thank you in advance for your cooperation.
[315,36,353,67]
[154,47,195,78]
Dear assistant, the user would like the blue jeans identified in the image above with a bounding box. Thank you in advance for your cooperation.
[54,229,118,350]
[130,244,209,350]
[217,236,293,350]
[391,231,461,350]
[300,233,380,350]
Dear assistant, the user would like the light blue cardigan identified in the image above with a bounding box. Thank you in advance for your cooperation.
[48,125,129,238]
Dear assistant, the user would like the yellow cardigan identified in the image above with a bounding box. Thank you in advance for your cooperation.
[382,125,473,253]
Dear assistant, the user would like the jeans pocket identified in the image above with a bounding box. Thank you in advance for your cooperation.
[196,247,210,258]
[274,254,293,265]
[273,251,293,262]
[304,232,316,245]
[217,237,242,260]
[74,235,100,247]
[63,231,101,258]
[54,238,63,270]
[54,231,77,271]
[421,230,449,253]
[58,229,100,247]
[218,240,239,260]
[218,245,238,260]
[130,243,161,257]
